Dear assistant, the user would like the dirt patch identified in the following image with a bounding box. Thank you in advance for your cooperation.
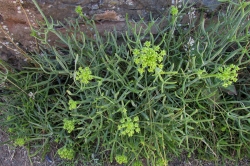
[0,128,53,166]
[0,128,30,166]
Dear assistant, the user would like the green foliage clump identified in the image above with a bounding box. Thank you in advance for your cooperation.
[115,155,128,164]
[57,147,75,160]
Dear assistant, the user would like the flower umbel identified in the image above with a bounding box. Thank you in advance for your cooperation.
[118,114,140,137]
[63,119,75,133]
[133,41,166,74]
[68,99,77,110]
[75,6,83,16]
[156,158,169,166]
[115,155,128,164]
[7,115,12,121]
[14,138,25,146]
[8,128,14,133]
[170,6,178,16]
[57,147,75,160]
[216,64,240,87]
[132,160,143,166]
[196,69,206,79]
[75,67,93,84]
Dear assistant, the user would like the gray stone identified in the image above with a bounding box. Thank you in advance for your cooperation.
[185,0,221,10]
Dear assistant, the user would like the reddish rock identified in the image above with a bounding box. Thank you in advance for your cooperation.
[0,0,221,68]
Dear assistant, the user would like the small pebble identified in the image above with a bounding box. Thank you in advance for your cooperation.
[45,155,53,163]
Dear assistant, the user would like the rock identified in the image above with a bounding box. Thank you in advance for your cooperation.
[185,0,221,11]
[0,0,222,69]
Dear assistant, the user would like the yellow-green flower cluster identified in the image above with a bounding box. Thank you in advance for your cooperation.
[216,64,240,87]
[63,119,75,133]
[7,115,13,121]
[115,155,128,164]
[156,158,168,166]
[133,41,166,74]
[57,147,75,160]
[68,99,77,110]
[196,69,206,78]
[170,6,178,16]
[75,6,83,16]
[8,128,14,133]
[14,138,25,146]
[75,67,93,84]
[132,160,143,166]
[118,109,140,137]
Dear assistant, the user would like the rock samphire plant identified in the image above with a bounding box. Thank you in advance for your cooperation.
[1,0,250,165]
